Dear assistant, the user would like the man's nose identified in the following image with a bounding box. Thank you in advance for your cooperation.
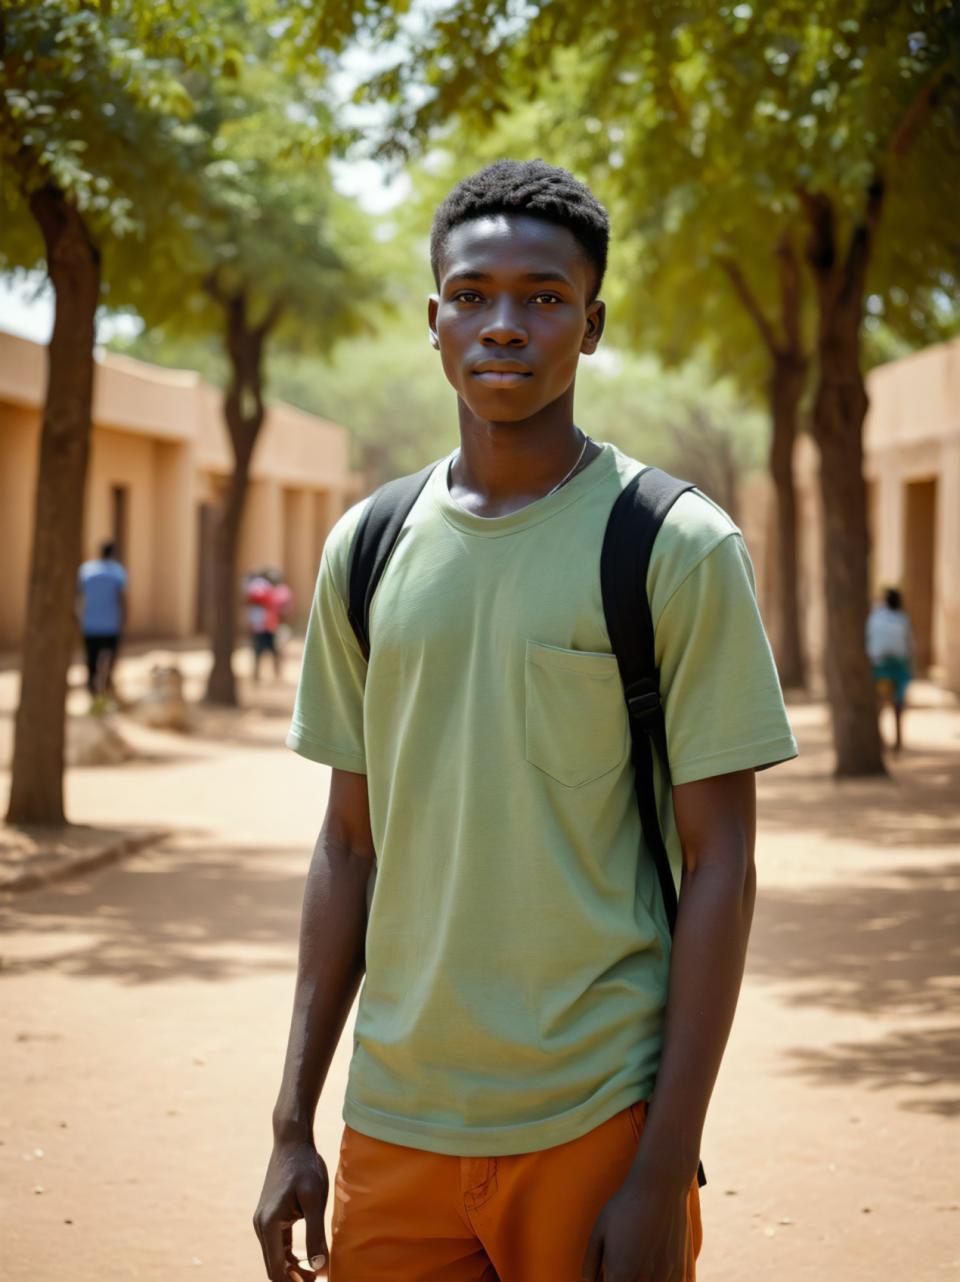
[480,300,527,346]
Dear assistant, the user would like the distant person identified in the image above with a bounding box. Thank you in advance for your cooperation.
[76,540,127,700]
[866,587,915,753]
[245,568,293,682]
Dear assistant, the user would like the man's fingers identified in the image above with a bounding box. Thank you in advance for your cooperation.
[260,1214,295,1282]
[580,1223,603,1282]
[300,1180,330,1277]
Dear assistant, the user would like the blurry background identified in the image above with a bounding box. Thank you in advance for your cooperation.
[1,3,958,1279]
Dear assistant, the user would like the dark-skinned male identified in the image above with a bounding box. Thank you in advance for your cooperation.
[254,160,797,1282]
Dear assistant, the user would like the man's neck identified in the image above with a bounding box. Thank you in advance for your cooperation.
[450,389,597,518]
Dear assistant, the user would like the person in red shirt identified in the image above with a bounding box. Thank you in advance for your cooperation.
[245,568,293,682]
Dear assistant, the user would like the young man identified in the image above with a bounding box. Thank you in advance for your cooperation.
[255,160,797,1282]
[76,539,128,700]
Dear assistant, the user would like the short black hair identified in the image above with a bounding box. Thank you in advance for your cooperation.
[100,540,116,559]
[430,159,610,299]
[884,587,903,611]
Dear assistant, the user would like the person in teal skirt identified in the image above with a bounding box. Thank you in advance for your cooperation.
[866,587,915,753]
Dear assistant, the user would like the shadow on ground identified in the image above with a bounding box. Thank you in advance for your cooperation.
[749,863,960,1018]
[749,860,960,1117]
[783,1027,960,1118]
[0,841,310,985]
[758,724,960,849]
[184,701,294,751]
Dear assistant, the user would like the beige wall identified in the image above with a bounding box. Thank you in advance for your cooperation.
[239,478,284,585]
[152,440,197,636]
[0,329,360,651]
[792,336,960,693]
[0,404,40,647]
[85,427,157,635]
[236,482,344,629]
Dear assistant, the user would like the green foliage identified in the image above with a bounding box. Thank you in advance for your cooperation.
[1,2,380,351]
[118,30,381,363]
[0,1,211,298]
[577,351,765,480]
[346,1,960,382]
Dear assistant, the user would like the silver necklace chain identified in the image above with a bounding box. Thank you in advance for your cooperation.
[544,428,590,497]
[449,429,591,501]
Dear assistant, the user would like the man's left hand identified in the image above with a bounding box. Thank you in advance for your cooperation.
[580,1169,689,1282]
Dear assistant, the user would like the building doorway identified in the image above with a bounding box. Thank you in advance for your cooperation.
[110,484,128,561]
[902,477,937,674]
[195,501,217,636]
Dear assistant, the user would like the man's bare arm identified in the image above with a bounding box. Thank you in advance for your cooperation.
[630,767,757,1184]
[254,768,375,1282]
[582,768,756,1280]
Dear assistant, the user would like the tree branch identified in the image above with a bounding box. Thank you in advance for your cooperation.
[796,188,836,277]
[203,268,229,307]
[775,232,804,355]
[255,298,284,341]
[841,177,885,307]
[717,255,779,356]
[888,61,953,158]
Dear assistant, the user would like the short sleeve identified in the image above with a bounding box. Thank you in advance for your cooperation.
[655,532,798,786]
[286,510,368,774]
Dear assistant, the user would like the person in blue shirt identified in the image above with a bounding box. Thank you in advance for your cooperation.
[76,540,128,699]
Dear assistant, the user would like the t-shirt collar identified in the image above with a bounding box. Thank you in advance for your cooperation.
[433,439,615,537]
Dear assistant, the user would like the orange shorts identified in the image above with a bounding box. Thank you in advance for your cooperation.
[330,1100,702,1281]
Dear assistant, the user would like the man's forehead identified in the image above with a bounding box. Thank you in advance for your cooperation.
[441,214,588,280]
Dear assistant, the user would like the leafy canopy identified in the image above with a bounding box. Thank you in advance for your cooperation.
[342,1,960,384]
[0,1,214,295]
[1,1,381,345]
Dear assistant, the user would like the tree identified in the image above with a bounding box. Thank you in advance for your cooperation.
[129,66,376,707]
[1,2,377,820]
[0,1,208,824]
[350,0,960,775]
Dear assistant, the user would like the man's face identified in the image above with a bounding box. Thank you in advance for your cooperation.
[428,214,605,423]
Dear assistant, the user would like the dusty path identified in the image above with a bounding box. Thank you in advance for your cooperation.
[1,658,957,1280]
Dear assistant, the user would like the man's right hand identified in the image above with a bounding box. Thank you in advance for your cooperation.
[256,774,375,1280]
[253,1137,330,1282]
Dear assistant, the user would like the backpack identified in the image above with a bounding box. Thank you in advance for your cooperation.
[347,459,706,1187]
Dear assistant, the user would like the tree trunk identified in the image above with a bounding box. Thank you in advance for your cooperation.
[802,187,885,777]
[719,240,806,690]
[7,187,101,824]
[204,291,274,707]
[768,350,807,689]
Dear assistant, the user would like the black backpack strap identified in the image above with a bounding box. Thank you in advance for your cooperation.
[601,466,695,932]
[347,461,439,660]
[601,466,706,1189]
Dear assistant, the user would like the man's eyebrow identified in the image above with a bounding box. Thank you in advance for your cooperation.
[523,271,574,285]
[444,269,575,285]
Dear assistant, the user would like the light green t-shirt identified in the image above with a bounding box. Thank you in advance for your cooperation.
[288,442,797,1156]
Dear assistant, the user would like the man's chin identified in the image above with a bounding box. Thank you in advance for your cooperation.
[459,392,544,424]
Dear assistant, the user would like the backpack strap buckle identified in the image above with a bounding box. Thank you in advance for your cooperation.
[624,676,662,725]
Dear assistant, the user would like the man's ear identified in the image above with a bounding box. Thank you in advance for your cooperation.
[427,295,440,350]
[580,299,606,355]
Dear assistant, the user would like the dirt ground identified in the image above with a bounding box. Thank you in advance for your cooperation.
[0,647,957,1281]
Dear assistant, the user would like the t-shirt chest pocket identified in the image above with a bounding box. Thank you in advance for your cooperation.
[524,640,629,787]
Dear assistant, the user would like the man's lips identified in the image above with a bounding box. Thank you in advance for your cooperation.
[471,361,533,387]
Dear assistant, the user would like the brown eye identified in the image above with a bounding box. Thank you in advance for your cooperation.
[531,292,562,304]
